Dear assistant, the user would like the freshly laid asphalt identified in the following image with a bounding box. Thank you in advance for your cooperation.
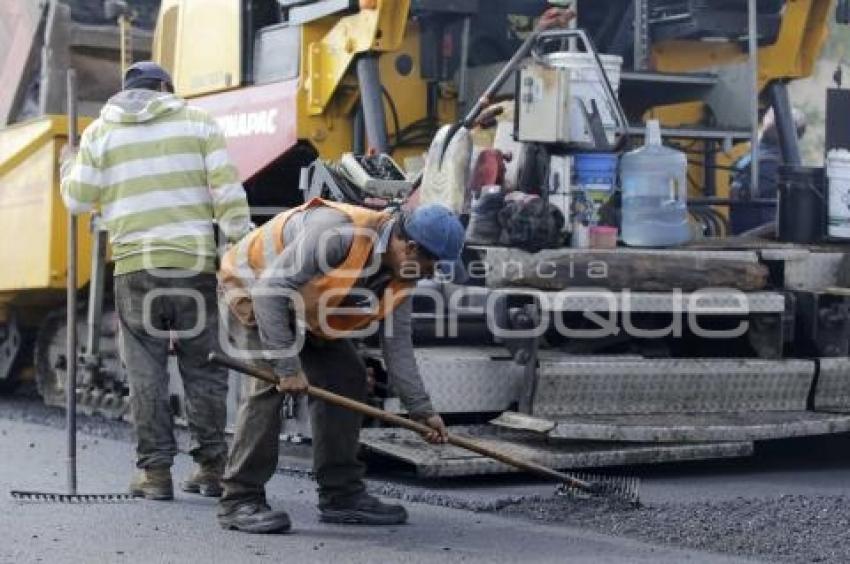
[0,416,743,564]
[4,393,850,563]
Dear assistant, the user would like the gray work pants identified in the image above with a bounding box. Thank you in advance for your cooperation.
[115,270,228,470]
[218,308,367,514]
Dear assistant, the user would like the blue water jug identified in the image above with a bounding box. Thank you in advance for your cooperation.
[621,120,691,247]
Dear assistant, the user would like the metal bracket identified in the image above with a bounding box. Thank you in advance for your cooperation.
[306,0,411,115]
[518,303,542,415]
[82,219,108,388]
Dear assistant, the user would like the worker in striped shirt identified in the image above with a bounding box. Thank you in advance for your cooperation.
[61,61,252,502]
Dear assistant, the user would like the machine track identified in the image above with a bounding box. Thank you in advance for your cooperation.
[34,307,129,420]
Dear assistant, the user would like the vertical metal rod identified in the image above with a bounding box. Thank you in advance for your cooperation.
[66,69,78,496]
[633,0,649,70]
[748,0,761,200]
[767,81,803,166]
[566,0,578,52]
[39,0,59,115]
[84,224,108,388]
[356,54,389,153]
[118,13,133,78]
[457,16,472,116]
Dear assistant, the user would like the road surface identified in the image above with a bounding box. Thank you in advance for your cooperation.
[0,415,744,564]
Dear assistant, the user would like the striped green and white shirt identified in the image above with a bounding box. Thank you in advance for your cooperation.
[61,89,252,275]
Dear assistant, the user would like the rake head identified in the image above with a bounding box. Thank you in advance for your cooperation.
[10,490,134,503]
[556,473,641,506]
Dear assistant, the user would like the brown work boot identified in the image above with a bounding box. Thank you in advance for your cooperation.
[129,467,173,501]
[181,461,224,497]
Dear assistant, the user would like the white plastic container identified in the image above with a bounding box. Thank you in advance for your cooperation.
[545,52,622,146]
[517,52,622,147]
[621,120,691,247]
[419,124,472,214]
[827,149,850,239]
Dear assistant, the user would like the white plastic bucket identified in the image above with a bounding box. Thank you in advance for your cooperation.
[542,52,623,146]
[827,149,850,239]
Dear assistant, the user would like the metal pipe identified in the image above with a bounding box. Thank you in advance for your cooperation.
[748,0,760,200]
[39,0,59,115]
[633,0,649,70]
[457,16,472,116]
[767,81,803,166]
[352,104,365,155]
[355,54,389,153]
[65,69,78,497]
[83,221,108,388]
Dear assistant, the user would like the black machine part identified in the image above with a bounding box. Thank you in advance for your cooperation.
[355,54,390,154]
[0,313,22,391]
[826,88,850,153]
[766,81,802,166]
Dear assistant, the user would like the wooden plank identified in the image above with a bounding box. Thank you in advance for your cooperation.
[483,247,769,291]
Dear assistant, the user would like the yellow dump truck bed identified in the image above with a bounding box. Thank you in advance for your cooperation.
[0,116,92,313]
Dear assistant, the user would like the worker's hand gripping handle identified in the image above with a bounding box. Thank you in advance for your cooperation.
[207,353,438,437]
[207,353,593,492]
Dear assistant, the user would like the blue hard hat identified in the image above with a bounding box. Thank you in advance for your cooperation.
[404,204,468,283]
[124,61,173,90]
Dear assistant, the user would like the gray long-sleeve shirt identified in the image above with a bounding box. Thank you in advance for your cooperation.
[251,206,435,417]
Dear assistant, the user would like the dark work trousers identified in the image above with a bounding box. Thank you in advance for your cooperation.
[218,307,368,514]
[115,270,228,470]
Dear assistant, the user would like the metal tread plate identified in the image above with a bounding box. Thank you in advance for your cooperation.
[534,358,814,416]
[546,411,850,443]
[530,290,785,313]
[814,358,850,413]
[470,245,761,263]
[359,425,753,478]
[389,348,524,414]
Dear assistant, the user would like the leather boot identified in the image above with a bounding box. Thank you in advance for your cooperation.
[181,460,224,497]
[129,467,173,501]
[319,493,408,525]
[218,501,292,534]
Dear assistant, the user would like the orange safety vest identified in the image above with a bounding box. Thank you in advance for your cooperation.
[219,198,415,339]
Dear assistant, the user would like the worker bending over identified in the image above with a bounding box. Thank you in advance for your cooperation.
[217,198,465,533]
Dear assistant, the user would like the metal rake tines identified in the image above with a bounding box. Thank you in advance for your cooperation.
[10,490,135,503]
[556,473,641,506]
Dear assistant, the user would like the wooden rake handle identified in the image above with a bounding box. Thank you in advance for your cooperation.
[207,353,591,491]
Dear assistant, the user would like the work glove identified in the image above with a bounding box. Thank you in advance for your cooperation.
[413,413,449,445]
[276,370,309,396]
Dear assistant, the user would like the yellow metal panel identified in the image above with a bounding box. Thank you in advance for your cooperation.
[0,116,92,294]
[653,0,832,86]
[0,119,57,178]
[298,18,354,159]
[153,0,180,78]
[0,143,54,291]
[378,21,456,161]
[306,0,411,115]
[298,17,453,162]
[168,0,241,98]
[648,0,833,205]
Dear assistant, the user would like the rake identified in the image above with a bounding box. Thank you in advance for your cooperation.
[10,69,132,504]
[208,353,640,505]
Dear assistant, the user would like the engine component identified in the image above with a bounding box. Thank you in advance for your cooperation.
[339,153,413,199]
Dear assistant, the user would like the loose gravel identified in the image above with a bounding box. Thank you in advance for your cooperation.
[4,393,850,563]
[495,494,850,564]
